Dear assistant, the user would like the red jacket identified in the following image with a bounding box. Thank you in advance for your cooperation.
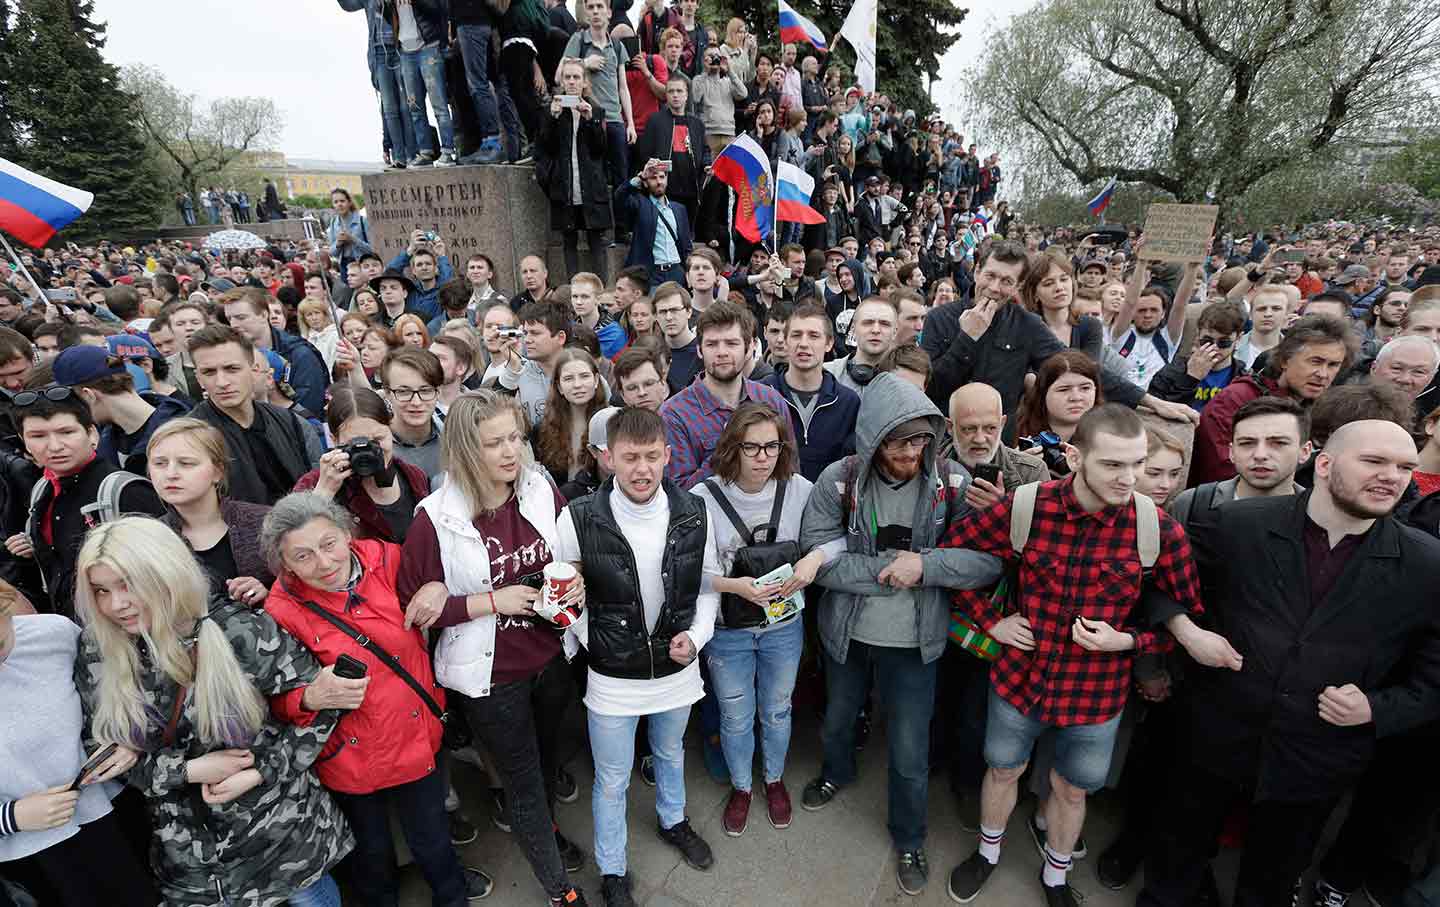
[267,539,445,795]
[1188,374,1288,487]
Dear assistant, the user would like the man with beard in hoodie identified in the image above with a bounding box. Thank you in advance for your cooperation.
[797,372,1002,897]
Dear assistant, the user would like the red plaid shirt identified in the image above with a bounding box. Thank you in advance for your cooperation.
[942,478,1202,727]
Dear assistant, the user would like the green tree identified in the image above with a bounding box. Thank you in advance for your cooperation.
[1,0,166,242]
[1376,133,1440,201]
[698,0,966,116]
[969,0,1440,228]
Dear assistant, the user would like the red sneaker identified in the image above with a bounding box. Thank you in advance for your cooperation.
[722,788,751,837]
[765,780,792,830]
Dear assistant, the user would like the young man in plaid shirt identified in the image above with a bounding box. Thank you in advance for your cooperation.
[941,404,1204,907]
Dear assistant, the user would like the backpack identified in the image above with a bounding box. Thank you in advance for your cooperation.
[948,482,1160,660]
[27,470,152,541]
[703,479,800,629]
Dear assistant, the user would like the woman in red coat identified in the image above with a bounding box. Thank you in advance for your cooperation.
[261,492,494,906]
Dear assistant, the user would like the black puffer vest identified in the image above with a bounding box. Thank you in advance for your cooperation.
[569,479,708,680]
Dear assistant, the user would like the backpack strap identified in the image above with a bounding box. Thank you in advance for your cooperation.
[1132,492,1161,569]
[1009,482,1040,555]
[81,472,148,526]
[1117,330,1138,358]
[24,477,47,541]
[701,479,756,544]
[762,479,788,544]
[838,455,859,530]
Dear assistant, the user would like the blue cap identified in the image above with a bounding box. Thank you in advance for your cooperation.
[261,349,295,399]
[54,345,125,386]
[106,333,161,363]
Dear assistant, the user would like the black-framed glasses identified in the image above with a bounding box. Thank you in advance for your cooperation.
[739,441,783,458]
[12,385,76,407]
[387,386,439,402]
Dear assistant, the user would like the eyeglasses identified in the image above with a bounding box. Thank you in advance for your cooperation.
[387,386,439,402]
[1197,336,1235,349]
[12,385,76,407]
[739,441,783,458]
[883,434,933,451]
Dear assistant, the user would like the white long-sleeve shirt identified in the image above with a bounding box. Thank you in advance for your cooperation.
[555,485,720,716]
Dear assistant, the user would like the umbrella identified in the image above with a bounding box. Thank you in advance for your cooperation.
[204,229,267,251]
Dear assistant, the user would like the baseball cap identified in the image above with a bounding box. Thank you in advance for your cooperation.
[106,333,161,362]
[260,349,296,400]
[588,406,621,450]
[887,416,935,442]
[1331,264,1371,286]
[1078,257,1108,274]
[864,175,881,187]
[54,345,126,386]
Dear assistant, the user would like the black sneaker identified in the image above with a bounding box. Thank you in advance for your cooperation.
[1096,831,1143,890]
[555,829,585,874]
[488,787,511,833]
[463,866,494,900]
[801,777,840,811]
[549,887,589,907]
[897,849,929,896]
[601,874,636,907]
[1311,879,1351,907]
[1040,871,1080,907]
[639,754,656,787]
[449,810,478,845]
[554,766,579,804]
[656,818,714,871]
[1027,811,1087,860]
[946,852,997,904]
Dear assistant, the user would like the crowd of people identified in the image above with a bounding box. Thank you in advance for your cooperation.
[174,181,288,228]
[3,1,1440,904]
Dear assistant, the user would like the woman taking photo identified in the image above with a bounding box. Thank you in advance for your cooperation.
[148,418,274,603]
[533,350,607,492]
[295,387,431,544]
[397,389,589,907]
[261,494,494,907]
[1014,350,1102,477]
[327,188,372,281]
[690,403,822,836]
[539,58,611,282]
[0,582,156,907]
[72,518,352,907]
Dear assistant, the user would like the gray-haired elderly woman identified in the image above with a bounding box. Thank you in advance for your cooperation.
[260,492,495,906]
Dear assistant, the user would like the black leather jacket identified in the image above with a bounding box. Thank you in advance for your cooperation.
[569,478,707,680]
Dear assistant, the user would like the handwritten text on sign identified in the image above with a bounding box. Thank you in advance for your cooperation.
[1139,204,1219,264]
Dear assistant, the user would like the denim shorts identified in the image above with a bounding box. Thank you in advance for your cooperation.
[983,688,1122,793]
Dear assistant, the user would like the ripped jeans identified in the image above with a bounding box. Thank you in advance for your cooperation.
[399,43,455,155]
[587,704,690,877]
[705,616,803,792]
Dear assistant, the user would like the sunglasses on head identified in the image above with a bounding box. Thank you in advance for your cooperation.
[12,385,77,407]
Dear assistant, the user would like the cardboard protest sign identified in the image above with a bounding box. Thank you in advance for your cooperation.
[1139,204,1218,263]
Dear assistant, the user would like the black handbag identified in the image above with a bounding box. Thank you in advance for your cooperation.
[703,479,799,630]
[291,593,472,750]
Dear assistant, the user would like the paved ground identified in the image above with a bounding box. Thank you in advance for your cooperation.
[393,710,1232,907]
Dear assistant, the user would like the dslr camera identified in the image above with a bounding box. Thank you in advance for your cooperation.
[339,437,385,478]
[1020,430,1069,474]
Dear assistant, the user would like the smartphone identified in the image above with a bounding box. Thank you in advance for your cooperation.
[557,94,581,108]
[656,159,673,173]
[43,287,77,302]
[971,462,1001,487]
[333,653,369,680]
[71,742,119,790]
[620,36,640,62]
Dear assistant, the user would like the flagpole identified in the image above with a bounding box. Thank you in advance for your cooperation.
[0,230,53,307]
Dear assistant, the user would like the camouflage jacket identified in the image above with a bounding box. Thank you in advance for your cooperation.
[75,602,353,907]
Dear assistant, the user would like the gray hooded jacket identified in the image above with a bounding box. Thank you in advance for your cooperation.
[800,373,1002,665]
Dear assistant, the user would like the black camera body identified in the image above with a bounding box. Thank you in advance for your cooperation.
[340,437,385,478]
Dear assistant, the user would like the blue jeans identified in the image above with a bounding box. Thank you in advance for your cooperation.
[706,617,803,791]
[588,704,691,877]
[206,204,220,224]
[401,44,456,155]
[820,641,938,851]
[331,766,468,907]
[455,23,499,141]
[376,44,417,165]
[288,874,341,907]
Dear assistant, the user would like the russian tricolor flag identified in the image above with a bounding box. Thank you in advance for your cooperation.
[1087,176,1117,218]
[778,0,827,53]
[776,161,825,226]
[0,158,93,248]
[713,134,776,243]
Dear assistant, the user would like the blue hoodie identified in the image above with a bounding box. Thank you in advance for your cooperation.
[100,392,194,473]
[762,367,860,482]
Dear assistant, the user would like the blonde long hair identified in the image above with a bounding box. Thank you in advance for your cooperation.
[440,389,536,516]
[75,518,265,750]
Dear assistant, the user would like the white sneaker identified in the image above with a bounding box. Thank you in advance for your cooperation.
[434,150,457,167]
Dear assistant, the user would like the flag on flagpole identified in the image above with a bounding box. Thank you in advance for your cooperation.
[777,0,827,53]
[1087,177,1118,218]
[712,135,775,243]
[837,0,877,92]
[0,158,93,247]
[775,161,826,225]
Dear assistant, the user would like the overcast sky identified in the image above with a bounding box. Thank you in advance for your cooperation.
[91,0,1034,163]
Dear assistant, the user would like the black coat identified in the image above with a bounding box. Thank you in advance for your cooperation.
[855,192,886,246]
[1170,492,1440,801]
[923,300,1066,422]
[634,109,708,201]
[537,105,613,231]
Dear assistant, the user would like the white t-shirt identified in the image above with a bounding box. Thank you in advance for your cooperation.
[555,486,721,717]
[1113,324,1181,390]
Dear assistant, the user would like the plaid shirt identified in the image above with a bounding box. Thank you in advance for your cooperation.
[659,378,790,489]
[942,478,1202,727]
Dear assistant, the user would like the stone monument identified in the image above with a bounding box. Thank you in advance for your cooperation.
[360,164,550,292]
